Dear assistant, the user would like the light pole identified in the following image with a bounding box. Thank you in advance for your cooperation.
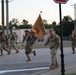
[6,0,9,36]
[74,3,76,28]
[1,0,5,33]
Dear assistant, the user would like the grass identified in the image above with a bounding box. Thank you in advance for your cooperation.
[16,43,71,49]
[65,73,76,75]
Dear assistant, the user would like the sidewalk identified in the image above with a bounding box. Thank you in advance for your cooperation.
[30,64,76,75]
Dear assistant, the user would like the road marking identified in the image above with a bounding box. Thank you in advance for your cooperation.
[0,67,49,74]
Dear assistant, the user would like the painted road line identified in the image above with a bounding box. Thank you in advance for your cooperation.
[0,67,49,74]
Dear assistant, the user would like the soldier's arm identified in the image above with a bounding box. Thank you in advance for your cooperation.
[69,35,72,42]
[44,37,49,46]
[55,35,61,48]
[22,35,26,46]
[22,35,26,43]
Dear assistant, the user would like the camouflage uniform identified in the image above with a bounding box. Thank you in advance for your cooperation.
[69,30,76,54]
[8,30,19,54]
[30,31,37,44]
[44,29,60,69]
[22,30,36,62]
[0,31,9,56]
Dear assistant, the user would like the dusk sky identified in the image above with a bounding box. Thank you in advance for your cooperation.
[0,0,76,25]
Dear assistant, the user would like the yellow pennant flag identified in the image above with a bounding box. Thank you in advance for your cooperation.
[32,14,47,39]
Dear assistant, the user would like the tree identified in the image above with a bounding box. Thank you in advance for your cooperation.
[11,18,19,25]
[52,21,57,26]
[62,15,74,37]
[9,21,12,26]
[22,19,28,25]
[8,18,19,29]
[63,15,73,22]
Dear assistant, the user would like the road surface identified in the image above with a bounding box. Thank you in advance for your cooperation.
[0,47,76,75]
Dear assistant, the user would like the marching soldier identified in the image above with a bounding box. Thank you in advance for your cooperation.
[0,31,9,56]
[22,30,36,62]
[30,30,37,44]
[44,28,60,69]
[8,30,19,54]
[69,29,76,54]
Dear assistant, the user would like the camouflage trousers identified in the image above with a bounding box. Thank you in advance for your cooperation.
[0,42,9,55]
[9,40,16,47]
[9,40,18,53]
[25,44,33,54]
[50,47,58,66]
[0,42,7,50]
[71,42,76,53]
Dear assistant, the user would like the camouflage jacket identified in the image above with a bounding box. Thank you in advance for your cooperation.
[0,34,8,45]
[22,32,37,45]
[22,34,33,45]
[45,34,60,48]
[30,32,37,44]
[13,32,18,41]
[22,34,27,43]
[8,32,18,43]
[8,33,15,40]
[69,34,76,43]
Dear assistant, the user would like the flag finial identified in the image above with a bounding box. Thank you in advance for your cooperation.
[40,11,42,15]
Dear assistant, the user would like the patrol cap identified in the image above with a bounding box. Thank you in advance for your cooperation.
[49,28,54,32]
[24,30,29,33]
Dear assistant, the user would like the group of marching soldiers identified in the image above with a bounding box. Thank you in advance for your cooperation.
[0,29,19,56]
[0,29,37,61]
[0,28,76,69]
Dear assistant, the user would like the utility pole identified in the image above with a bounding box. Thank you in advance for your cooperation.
[6,0,9,36]
[1,0,5,33]
[74,3,76,28]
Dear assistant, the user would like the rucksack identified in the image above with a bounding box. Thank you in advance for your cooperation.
[13,32,18,41]
[31,33,37,44]
[0,34,7,42]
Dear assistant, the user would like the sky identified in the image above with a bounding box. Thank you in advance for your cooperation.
[0,0,76,25]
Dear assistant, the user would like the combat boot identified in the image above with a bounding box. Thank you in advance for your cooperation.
[15,50,19,54]
[7,52,11,55]
[72,47,75,54]
[72,51,75,54]
[0,50,3,56]
[26,54,31,62]
[33,50,36,56]
[55,62,59,68]
[50,63,55,69]
[26,59,31,62]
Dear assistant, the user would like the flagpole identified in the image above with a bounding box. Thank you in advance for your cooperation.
[40,11,42,15]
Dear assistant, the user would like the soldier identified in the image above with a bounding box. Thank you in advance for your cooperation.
[22,30,36,62]
[30,30,37,44]
[8,30,19,54]
[0,31,9,56]
[69,29,76,54]
[44,28,60,69]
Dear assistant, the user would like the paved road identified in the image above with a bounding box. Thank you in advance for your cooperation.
[0,47,76,75]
